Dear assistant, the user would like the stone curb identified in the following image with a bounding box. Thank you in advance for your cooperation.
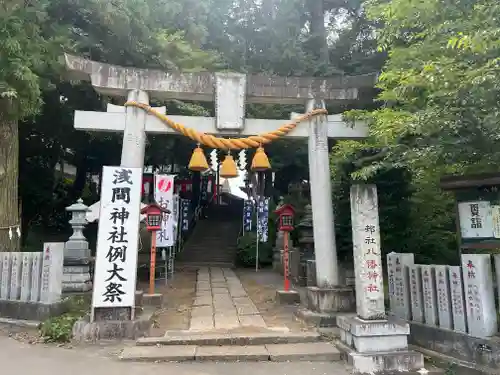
[119,342,341,362]
[136,331,321,346]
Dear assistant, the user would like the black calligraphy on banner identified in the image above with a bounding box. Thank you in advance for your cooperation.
[201,176,209,202]
[257,198,269,242]
[243,200,253,232]
[180,199,190,232]
[102,167,133,304]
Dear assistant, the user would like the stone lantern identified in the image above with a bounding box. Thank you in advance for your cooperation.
[297,204,316,286]
[63,198,92,293]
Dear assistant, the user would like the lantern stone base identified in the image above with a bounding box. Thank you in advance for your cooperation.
[306,286,355,313]
[62,243,92,294]
[336,315,424,374]
[62,263,92,294]
[143,293,163,307]
[275,289,300,305]
[295,286,355,327]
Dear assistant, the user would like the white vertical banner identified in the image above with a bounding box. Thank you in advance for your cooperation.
[154,174,175,247]
[172,194,180,243]
[93,166,142,309]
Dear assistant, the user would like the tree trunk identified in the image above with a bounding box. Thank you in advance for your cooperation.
[71,156,88,200]
[0,103,20,252]
[309,0,330,70]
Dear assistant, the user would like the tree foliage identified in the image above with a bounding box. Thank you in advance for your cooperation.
[330,0,500,263]
[5,0,384,252]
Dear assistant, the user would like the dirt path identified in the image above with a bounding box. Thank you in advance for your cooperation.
[141,267,197,336]
[237,269,309,332]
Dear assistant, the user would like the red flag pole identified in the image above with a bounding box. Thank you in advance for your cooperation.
[149,232,157,294]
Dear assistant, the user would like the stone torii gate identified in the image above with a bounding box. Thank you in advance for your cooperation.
[65,54,373,309]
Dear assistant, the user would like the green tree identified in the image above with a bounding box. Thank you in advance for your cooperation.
[6,0,222,248]
[0,1,67,250]
[330,0,500,262]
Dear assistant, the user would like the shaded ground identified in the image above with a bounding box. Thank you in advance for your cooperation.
[140,267,197,336]
[237,268,309,332]
[0,334,352,375]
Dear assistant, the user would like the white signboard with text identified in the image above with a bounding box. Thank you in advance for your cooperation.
[154,174,175,247]
[92,166,142,309]
[458,201,493,239]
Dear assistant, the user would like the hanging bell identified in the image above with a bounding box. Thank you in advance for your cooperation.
[188,145,209,172]
[251,146,271,172]
[220,152,239,178]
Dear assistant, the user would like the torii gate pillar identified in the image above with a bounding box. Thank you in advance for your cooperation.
[66,55,374,318]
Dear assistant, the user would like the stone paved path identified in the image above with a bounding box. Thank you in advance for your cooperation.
[189,267,268,331]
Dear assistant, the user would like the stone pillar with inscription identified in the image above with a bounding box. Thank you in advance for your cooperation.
[0,253,12,300]
[63,199,92,293]
[408,265,425,322]
[434,265,453,329]
[461,254,498,338]
[421,265,438,326]
[40,243,65,304]
[387,252,414,320]
[448,266,467,333]
[337,185,424,374]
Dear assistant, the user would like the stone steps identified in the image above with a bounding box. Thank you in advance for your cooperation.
[119,341,342,362]
[137,330,322,346]
[184,243,237,249]
[176,261,235,268]
[182,251,235,255]
[177,211,240,267]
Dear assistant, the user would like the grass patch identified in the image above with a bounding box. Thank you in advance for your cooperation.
[39,295,91,343]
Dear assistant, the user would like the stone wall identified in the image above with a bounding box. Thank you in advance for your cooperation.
[387,252,500,373]
[0,243,65,321]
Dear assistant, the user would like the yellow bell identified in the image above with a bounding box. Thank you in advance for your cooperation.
[220,153,239,178]
[251,146,271,171]
[188,146,209,172]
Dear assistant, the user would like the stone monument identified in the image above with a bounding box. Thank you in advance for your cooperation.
[421,265,438,326]
[408,264,425,323]
[461,253,497,338]
[63,199,92,293]
[273,230,285,273]
[387,252,414,320]
[434,265,453,330]
[296,204,315,286]
[448,265,467,333]
[337,184,424,374]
